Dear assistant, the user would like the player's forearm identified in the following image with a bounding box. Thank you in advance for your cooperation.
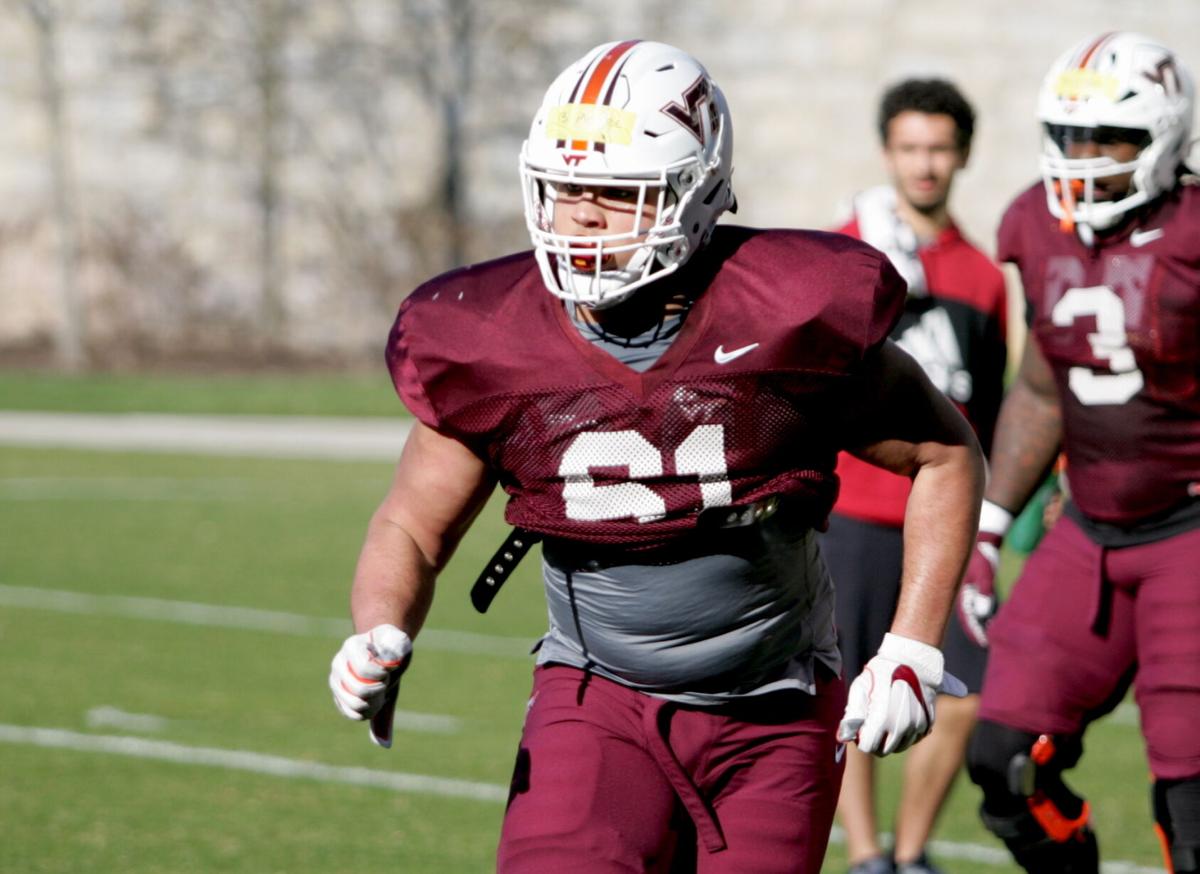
[350,512,438,638]
[892,440,986,646]
[984,378,1062,515]
[346,422,496,638]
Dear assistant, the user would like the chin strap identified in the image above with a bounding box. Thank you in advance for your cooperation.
[1052,178,1106,246]
[1053,179,1085,233]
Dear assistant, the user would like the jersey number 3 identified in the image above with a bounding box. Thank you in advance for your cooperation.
[1051,285,1144,405]
[558,425,732,523]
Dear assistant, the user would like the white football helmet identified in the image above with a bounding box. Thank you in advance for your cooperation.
[520,40,735,309]
[1038,31,1195,239]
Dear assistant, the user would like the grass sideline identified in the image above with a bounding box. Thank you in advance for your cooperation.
[0,370,1163,872]
[0,369,400,417]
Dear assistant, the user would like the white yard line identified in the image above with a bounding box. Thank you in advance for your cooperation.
[0,723,1164,872]
[0,411,411,460]
[0,413,530,659]
[0,724,507,802]
[0,584,534,659]
[1111,701,1139,726]
[922,829,1162,874]
[81,705,460,736]
[0,475,257,501]
[389,711,464,734]
[85,706,171,733]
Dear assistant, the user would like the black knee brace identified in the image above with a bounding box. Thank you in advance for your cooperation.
[1154,778,1200,873]
[967,720,1098,874]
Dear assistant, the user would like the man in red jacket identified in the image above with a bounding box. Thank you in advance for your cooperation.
[823,78,1008,874]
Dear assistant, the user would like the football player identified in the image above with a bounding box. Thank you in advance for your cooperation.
[962,31,1200,874]
[329,40,984,873]
[824,79,1008,874]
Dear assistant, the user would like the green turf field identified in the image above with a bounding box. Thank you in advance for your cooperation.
[0,369,399,416]
[0,372,1164,873]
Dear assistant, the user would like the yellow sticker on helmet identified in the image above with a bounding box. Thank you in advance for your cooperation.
[546,104,637,144]
[1054,70,1119,100]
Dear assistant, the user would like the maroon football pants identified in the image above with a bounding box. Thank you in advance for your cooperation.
[980,515,1200,780]
[496,664,846,873]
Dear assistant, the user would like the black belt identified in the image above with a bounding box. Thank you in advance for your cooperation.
[469,494,793,612]
[470,527,541,613]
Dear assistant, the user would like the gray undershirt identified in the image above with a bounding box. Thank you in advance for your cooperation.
[567,303,682,371]
[537,311,843,705]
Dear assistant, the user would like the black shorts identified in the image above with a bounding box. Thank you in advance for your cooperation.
[820,512,986,693]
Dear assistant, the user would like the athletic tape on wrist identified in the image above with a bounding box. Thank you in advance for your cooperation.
[979,499,1014,537]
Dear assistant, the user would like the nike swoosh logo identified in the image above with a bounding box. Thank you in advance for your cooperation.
[714,342,760,364]
[1130,228,1164,247]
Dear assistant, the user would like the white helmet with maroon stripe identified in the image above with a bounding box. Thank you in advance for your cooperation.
[520,40,735,308]
[1037,31,1194,239]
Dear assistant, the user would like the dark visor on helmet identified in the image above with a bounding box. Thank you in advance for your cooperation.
[1044,123,1152,151]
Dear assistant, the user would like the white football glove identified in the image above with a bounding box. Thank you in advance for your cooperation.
[837,632,968,756]
[329,624,412,748]
[957,500,1013,648]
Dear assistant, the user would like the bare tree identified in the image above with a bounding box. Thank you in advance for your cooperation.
[390,0,576,271]
[287,0,571,306]
[253,0,289,340]
[119,0,304,350]
[406,0,473,267]
[24,0,617,361]
[24,0,85,370]
[310,0,581,276]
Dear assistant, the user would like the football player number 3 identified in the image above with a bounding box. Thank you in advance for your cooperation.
[1051,285,1144,405]
[558,425,733,523]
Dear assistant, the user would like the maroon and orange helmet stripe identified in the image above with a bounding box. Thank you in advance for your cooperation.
[1055,32,1118,104]
[561,39,641,152]
[1074,32,1116,70]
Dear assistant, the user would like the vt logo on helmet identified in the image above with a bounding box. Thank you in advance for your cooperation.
[520,40,736,309]
[1037,31,1195,245]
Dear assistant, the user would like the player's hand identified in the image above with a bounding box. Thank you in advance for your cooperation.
[837,632,967,756]
[956,500,1013,648]
[329,624,412,748]
[957,531,1000,647]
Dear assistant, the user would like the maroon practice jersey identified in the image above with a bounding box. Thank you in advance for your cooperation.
[999,181,1200,525]
[387,226,905,550]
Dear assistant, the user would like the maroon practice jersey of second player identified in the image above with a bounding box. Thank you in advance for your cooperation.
[387,226,906,550]
[1000,181,1200,525]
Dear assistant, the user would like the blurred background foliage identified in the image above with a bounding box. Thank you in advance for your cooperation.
[0,0,1196,373]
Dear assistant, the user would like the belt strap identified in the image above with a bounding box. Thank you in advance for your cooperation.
[470,527,541,613]
[641,698,727,854]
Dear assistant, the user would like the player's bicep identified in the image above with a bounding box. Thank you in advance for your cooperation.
[375,422,497,570]
[843,341,978,477]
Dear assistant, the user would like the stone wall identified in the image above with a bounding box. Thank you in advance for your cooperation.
[1,1,1196,366]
